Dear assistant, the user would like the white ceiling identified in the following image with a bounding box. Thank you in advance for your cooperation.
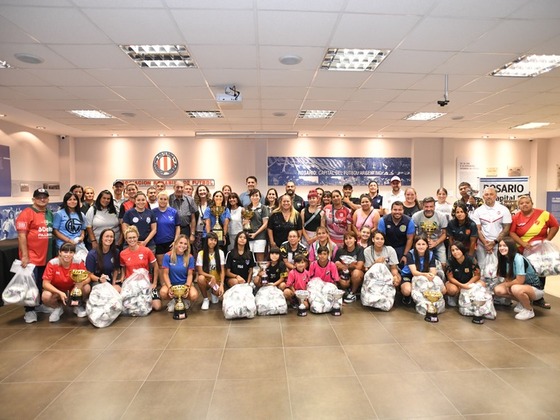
[1,0,560,139]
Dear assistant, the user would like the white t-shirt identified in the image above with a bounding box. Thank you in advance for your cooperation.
[383,190,406,212]
[471,203,512,241]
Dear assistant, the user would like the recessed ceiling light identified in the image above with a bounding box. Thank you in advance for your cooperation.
[511,122,551,129]
[338,134,345,137]
[298,110,336,119]
[68,110,114,119]
[509,136,516,139]
[14,53,44,64]
[159,133,165,137]
[491,54,560,77]
[482,135,489,139]
[112,133,118,137]
[35,126,45,130]
[0,114,6,117]
[404,112,446,121]
[120,44,197,68]
[0,60,13,69]
[186,110,223,118]
[321,48,390,72]
[272,111,287,117]
[377,134,383,138]
[279,55,302,65]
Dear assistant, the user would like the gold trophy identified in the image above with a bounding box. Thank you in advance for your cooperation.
[171,284,189,320]
[69,269,89,307]
[211,205,225,243]
[423,288,443,323]
[241,208,254,233]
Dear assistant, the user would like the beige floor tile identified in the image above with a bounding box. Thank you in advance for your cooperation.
[285,346,354,378]
[382,321,452,343]
[0,328,73,351]
[402,341,486,372]
[530,315,560,336]
[435,318,504,341]
[76,349,162,381]
[148,348,223,380]
[280,311,332,326]
[180,308,231,327]
[226,325,283,348]
[4,349,102,382]
[107,327,176,350]
[494,367,560,412]
[360,372,459,418]
[346,343,422,375]
[122,380,214,419]
[167,326,228,349]
[208,378,291,420]
[0,327,23,341]
[289,376,375,419]
[512,336,560,368]
[218,347,286,380]
[229,314,283,326]
[485,317,557,339]
[0,382,69,419]
[36,380,142,420]
[0,350,41,381]
[327,307,377,324]
[458,339,548,369]
[332,322,396,345]
[464,413,552,420]
[49,327,124,350]
[126,310,184,327]
[282,325,340,347]
[373,306,423,323]
[430,370,537,415]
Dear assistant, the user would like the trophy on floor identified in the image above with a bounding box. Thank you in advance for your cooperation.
[241,208,254,233]
[211,206,225,244]
[295,290,310,317]
[258,261,269,285]
[423,288,443,322]
[171,284,189,320]
[471,296,487,324]
[330,289,346,316]
[69,269,89,307]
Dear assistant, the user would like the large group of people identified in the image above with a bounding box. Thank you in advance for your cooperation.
[14,175,558,325]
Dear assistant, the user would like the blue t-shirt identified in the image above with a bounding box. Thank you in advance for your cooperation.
[53,209,86,248]
[85,248,119,281]
[153,207,180,244]
[401,250,436,277]
[123,208,155,246]
[202,206,231,239]
[377,214,416,255]
[162,253,195,285]
[510,254,542,289]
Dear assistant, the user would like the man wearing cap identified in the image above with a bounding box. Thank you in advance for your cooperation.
[285,180,305,212]
[342,183,360,211]
[112,180,125,212]
[15,188,56,323]
[383,176,406,214]
[168,180,197,242]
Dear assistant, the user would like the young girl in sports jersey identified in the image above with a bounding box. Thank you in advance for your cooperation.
[283,254,310,308]
[196,232,225,310]
[309,245,340,284]
[308,226,338,262]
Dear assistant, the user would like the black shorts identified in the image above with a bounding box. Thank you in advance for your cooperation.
[156,241,173,255]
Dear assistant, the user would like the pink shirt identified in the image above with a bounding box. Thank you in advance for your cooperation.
[309,260,339,284]
[286,269,310,290]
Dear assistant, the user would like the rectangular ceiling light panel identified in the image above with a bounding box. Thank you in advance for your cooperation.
[120,44,197,68]
[321,48,391,72]
[491,54,560,77]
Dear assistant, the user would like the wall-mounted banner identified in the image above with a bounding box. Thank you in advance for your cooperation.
[479,177,529,212]
[546,191,560,221]
[267,157,411,186]
[117,178,215,188]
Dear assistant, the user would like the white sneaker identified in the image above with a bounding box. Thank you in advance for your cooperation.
[447,295,458,307]
[185,299,191,310]
[49,306,64,323]
[211,293,219,304]
[515,308,535,321]
[35,304,54,314]
[167,299,176,313]
[514,302,524,313]
[201,298,210,310]
[73,307,87,318]
[24,311,37,324]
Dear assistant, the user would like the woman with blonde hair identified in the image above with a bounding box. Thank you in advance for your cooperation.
[267,194,302,249]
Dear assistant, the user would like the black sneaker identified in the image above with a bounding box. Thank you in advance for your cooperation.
[402,296,412,305]
[343,292,357,304]
[472,316,484,324]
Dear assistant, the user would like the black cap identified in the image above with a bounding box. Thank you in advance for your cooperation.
[33,188,49,198]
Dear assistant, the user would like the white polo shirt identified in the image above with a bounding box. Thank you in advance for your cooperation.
[471,202,512,241]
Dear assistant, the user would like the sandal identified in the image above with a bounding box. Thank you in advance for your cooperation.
[533,298,551,310]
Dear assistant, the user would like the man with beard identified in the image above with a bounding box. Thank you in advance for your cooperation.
[377,201,415,266]
[285,180,305,212]
[412,196,448,265]
[383,176,406,214]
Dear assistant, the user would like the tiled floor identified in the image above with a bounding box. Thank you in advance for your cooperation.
[1,294,560,420]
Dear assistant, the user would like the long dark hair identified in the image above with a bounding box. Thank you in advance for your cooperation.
[232,231,252,259]
[202,231,222,274]
[412,235,431,272]
[453,202,472,226]
[448,241,467,265]
[61,192,84,223]
[227,192,240,210]
[95,228,119,276]
[94,190,117,214]
[497,237,518,279]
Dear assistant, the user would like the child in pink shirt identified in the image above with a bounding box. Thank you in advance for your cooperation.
[283,254,310,308]
[309,245,340,284]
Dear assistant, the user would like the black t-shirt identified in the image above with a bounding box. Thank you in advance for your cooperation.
[303,206,322,232]
[447,255,479,284]
[268,212,302,246]
[280,241,308,264]
[267,261,287,282]
[334,246,365,264]
[225,250,256,280]
[447,219,478,249]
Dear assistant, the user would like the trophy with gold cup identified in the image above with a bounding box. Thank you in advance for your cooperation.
[241,208,254,233]
[70,269,89,307]
[171,284,189,320]
[211,205,225,244]
[423,288,443,323]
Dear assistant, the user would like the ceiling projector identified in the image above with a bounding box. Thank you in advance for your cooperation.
[217,85,242,102]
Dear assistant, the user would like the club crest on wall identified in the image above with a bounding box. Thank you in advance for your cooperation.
[153,151,179,178]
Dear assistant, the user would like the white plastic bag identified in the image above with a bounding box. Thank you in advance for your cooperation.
[411,275,446,316]
[120,268,152,317]
[222,283,256,319]
[74,242,89,263]
[255,286,287,316]
[361,263,396,311]
[2,260,39,306]
[480,252,498,279]
[308,278,339,314]
[86,282,123,328]
[524,240,560,276]
[458,283,496,320]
